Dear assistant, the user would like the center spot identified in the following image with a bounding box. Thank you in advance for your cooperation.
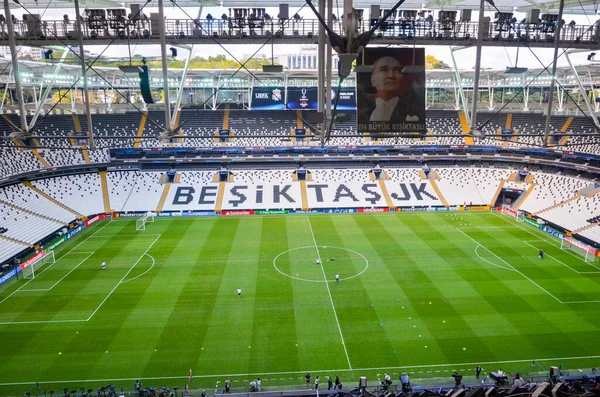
[273,246,369,283]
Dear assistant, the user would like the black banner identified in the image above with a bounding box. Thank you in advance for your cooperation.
[250,87,286,110]
[286,87,356,110]
[356,48,426,135]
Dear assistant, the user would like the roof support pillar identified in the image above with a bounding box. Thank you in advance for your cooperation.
[323,0,333,146]
[158,0,172,134]
[4,0,28,133]
[469,0,485,133]
[543,0,565,146]
[171,6,203,130]
[0,68,12,113]
[565,51,600,129]
[317,0,325,114]
[30,48,69,128]
[450,47,469,124]
[73,0,95,147]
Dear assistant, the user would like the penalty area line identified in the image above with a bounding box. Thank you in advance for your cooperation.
[456,227,563,304]
[86,234,161,321]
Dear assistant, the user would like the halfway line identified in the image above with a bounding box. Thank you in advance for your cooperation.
[307,217,352,370]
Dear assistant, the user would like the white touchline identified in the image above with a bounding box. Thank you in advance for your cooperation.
[492,211,591,264]
[307,217,352,370]
[522,241,600,274]
[456,228,563,304]
[86,234,162,321]
[4,354,600,387]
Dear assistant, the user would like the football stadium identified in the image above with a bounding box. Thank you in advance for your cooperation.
[1,0,600,396]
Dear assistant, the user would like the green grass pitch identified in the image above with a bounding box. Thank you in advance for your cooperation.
[0,211,599,396]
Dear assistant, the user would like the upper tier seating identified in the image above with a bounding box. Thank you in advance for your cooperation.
[1,110,600,180]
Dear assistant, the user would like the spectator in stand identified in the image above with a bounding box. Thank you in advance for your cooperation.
[514,373,526,387]
[328,376,333,390]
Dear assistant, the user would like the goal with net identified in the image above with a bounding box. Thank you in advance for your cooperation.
[22,250,56,279]
[136,212,155,231]
[561,237,598,263]
[501,205,524,221]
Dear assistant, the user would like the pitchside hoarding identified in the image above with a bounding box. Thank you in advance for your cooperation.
[356,48,426,135]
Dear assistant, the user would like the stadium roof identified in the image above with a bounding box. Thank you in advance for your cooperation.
[4,57,600,85]
[6,0,600,14]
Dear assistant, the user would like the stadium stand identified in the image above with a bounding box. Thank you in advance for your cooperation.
[106,170,141,212]
[232,169,291,183]
[519,173,590,215]
[0,146,45,179]
[228,110,295,147]
[580,225,600,243]
[0,204,61,249]
[0,183,76,223]
[0,239,26,264]
[537,192,600,232]
[32,174,105,217]
[120,172,166,212]
[435,168,512,205]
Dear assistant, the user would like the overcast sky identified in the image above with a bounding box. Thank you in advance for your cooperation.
[20,5,600,70]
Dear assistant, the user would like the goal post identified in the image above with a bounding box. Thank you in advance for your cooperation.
[136,217,146,231]
[22,250,56,279]
[145,212,155,223]
[516,210,524,222]
[501,205,524,221]
[136,212,155,230]
[561,237,598,263]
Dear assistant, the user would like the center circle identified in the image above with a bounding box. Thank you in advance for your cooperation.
[273,246,369,283]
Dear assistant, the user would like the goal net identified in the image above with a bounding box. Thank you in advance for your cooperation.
[501,205,524,221]
[561,237,598,263]
[136,212,155,231]
[22,250,55,279]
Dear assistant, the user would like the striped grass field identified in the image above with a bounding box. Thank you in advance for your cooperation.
[0,211,599,396]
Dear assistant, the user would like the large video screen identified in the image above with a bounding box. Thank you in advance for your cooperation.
[251,87,286,110]
[356,48,426,135]
[286,87,356,110]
